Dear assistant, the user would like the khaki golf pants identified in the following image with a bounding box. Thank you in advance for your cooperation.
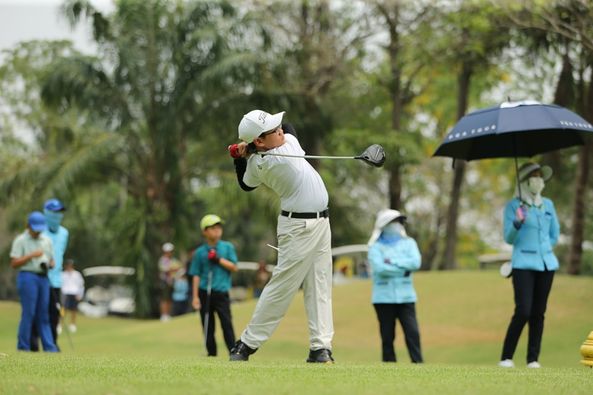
[241,215,334,351]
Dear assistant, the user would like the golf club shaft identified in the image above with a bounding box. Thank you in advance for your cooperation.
[203,270,213,355]
[260,152,357,160]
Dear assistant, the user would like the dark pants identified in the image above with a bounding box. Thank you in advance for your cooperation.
[198,289,235,356]
[501,268,555,363]
[31,287,61,352]
[373,303,423,363]
[172,299,189,317]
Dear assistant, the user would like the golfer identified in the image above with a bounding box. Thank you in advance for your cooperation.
[190,214,238,356]
[368,209,423,363]
[499,162,559,369]
[228,109,334,363]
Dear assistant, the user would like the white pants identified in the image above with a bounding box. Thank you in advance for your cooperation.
[241,215,334,350]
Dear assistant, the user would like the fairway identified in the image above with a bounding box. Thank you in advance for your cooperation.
[1,271,592,394]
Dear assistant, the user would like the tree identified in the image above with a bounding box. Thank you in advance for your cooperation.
[435,2,512,270]
[0,0,250,316]
[368,0,437,209]
[505,0,593,274]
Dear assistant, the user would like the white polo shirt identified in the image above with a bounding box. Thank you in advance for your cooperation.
[243,134,328,212]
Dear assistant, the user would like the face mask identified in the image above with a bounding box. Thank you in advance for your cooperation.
[382,222,406,237]
[527,177,545,195]
[44,210,64,233]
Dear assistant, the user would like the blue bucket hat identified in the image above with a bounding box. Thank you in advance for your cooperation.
[43,198,66,212]
[28,211,47,232]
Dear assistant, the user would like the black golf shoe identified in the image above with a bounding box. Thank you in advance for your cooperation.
[306,349,334,364]
[229,340,256,361]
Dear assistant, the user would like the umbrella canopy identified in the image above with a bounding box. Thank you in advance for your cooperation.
[433,100,593,161]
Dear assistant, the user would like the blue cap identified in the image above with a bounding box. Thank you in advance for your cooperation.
[43,198,66,212]
[28,211,47,232]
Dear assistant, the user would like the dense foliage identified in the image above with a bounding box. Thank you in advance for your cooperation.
[2,0,593,315]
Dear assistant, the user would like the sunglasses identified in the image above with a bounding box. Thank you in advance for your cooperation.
[259,127,280,138]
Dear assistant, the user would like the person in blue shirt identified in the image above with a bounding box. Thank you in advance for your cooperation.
[189,214,239,356]
[368,209,423,363]
[171,269,190,317]
[499,162,559,369]
[10,211,59,352]
[31,198,69,351]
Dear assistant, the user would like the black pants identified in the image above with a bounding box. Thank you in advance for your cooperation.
[198,289,235,356]
[373,303,423,363]
[501,269,555,363]
[31,287,61,352]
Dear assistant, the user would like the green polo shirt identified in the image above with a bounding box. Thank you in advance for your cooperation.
[10,230,54,274]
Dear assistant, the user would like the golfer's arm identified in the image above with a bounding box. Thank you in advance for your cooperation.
[218,258,238,273]
[233,158,257,192]
[192,276,201,301]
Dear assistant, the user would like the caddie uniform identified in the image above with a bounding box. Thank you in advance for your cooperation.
[234,127,334,352]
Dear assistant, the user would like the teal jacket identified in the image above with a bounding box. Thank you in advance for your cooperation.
[189,240,237,292]
[369,237,421,304]
[503,197,560,271]
[44,226,69,288]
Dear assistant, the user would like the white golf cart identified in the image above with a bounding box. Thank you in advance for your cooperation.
[78,266,136,318]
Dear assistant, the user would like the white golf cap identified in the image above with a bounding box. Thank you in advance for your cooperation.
[238,110,285,142]
[367,209,407,246]
[162,242,174,252]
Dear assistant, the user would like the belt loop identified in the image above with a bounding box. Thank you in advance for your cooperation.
[288,212,293,218]
[316,212,320,219]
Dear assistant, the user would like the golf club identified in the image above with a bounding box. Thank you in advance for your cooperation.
[259,144,386,168]
[202,269,213,355]
[57,300,75,350]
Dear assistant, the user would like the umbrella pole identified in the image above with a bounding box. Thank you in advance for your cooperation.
[514,156,522,201]
[512,134,522,202]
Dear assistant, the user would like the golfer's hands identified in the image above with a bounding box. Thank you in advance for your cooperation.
[228,142,249,159]
[192,297,201,311]
[208,249,220,264]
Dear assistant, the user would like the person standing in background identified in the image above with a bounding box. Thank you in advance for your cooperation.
[158,242,182,322]
[61,259,85,333]
[171,269,190,317]
[10,211,58,352]
[368,209,423,364]
[499,163,559,369]
[190,214,238,356]
[31,198,68,351]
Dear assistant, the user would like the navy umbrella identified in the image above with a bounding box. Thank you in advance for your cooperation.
[433,100,593,161]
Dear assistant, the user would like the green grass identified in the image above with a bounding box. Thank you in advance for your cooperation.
[1,271,592,394]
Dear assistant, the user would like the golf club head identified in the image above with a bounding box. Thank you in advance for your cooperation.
[355,144,386,167]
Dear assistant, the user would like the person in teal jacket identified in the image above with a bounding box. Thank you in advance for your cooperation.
[189,214,239,356]
[499,162,559,369]
[368,209,423,363]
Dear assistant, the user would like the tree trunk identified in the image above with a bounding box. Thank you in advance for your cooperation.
[568,142,590,274]
[438,62,472,270]
[386,3,403,209]
[567,62,593,275]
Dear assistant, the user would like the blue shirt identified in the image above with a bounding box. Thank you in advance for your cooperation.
[503,197,560,271]
[369,237,421,304]
[189,240,237,292]
[172,278,189,302]
[44,226,69,288]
